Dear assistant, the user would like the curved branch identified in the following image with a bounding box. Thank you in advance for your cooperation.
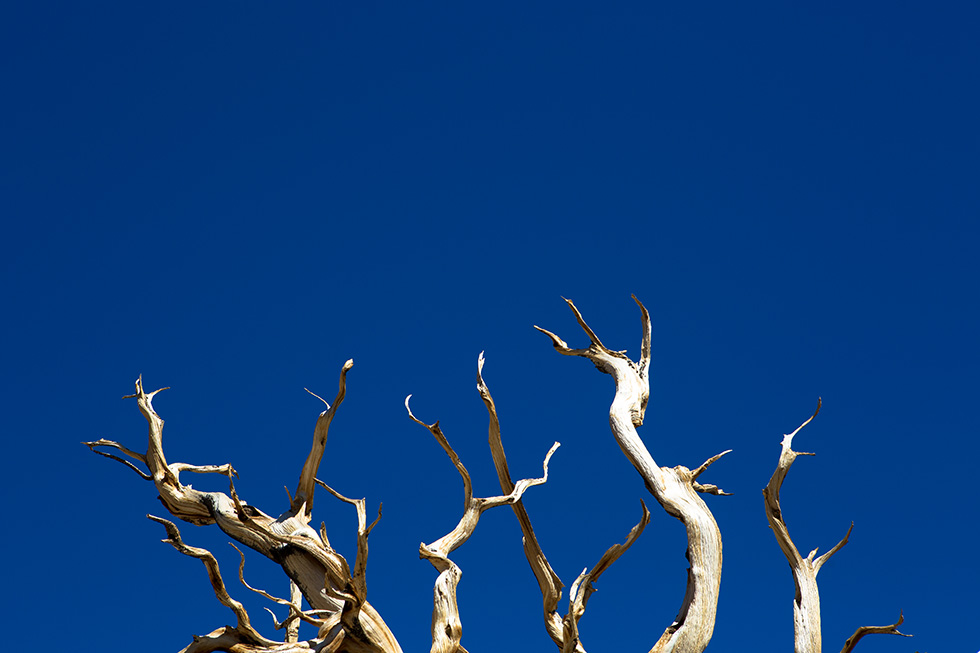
[839,612,912,653]
[537,297,726,653]
[406,395,473,506]
[89,375,403,653]
[562,501,651,653]
[293,359,354,519]
[230,543,326,632]
[762,399,841,653]
[148,514,278,648]
[84,439,153,480]
[314,478,383,609]
[408,397,557,653]
[478,352,573,650]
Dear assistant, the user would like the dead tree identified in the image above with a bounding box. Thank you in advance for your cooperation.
[86,297,912,653]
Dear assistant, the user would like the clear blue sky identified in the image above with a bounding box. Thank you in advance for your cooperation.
[2,3,977,652]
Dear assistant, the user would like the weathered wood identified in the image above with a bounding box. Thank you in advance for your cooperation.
[764,401,910,653]
[85,299,912,653]
[536,297,729,653]
[406,395,558,653]
[87,368,402,653]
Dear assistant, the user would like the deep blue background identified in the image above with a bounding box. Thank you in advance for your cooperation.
[2,3,977,652]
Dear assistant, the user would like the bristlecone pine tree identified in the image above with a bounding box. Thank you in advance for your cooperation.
[87,298,915,653]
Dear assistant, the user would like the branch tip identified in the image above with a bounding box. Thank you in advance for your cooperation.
[304,387,330,409]
[691,449,733,481]
[840,610,912,653]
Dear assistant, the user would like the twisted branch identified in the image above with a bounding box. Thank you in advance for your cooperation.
[406,395,558,653]
[561,502,651,653]
[537,297,728,653]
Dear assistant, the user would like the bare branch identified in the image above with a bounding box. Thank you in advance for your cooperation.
[477,351,571,650]
[689,450,734,495]
[230,544,325,631]
[285,581,303,643]
[177,625,315,653]
[562,502,651,653]
[405,395,473,505]
[84,437,147,463]
[561,296,614,353]
[814,522,854,573]
[762,400,859,653]
[293,359,354,519]
[690,450,732,482]
[84,440,152,480]
[171,462,238,477]
[691,481,733,496]
[632,294,651,383]
[840,611,912,653]
[410,390,557,653]
[540,298,723,653]
[147,514,277,648]
[97,375,404,653]
[314,478,383,605]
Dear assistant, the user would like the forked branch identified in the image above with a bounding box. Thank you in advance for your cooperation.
[562,502,651,653]
[147,515,279,649]
[294,359,354,519]
[230,543,327,633]
[839,612,912,653]
[477,352,571,650]
[89,371,403,653]
[315,478,383,609]
[764,401,912,653]
[537,297,726,653]
[406,395,558,653]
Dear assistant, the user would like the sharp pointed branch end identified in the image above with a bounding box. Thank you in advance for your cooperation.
[147,386,170,400]
[533,324,569,348]
[304,387,330,410]
[691,449,733,481]
[404,394,431,427]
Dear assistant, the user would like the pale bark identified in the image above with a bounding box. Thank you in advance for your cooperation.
[405,395,559,653]
[86,365,401,653]
[535,297,730,653]
[763,401,911,653]
[85,299,914,653]
[477,353,651,653]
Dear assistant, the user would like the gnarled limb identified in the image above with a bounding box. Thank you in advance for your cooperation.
[477,352,571,650]
[147,515,286,651]
[88,371,402,653]
[763,401,831,653]
[481,353,652,653]
[84,438,153,480]
[294,360,353,519]
[406,396,558,653]
[839,612,912,653]
[481,352,654,653]
[230,544,328,635]
[536,297,728,653]
[314,478,383,631]
[561,502,651,653]
[764,403,912,653]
